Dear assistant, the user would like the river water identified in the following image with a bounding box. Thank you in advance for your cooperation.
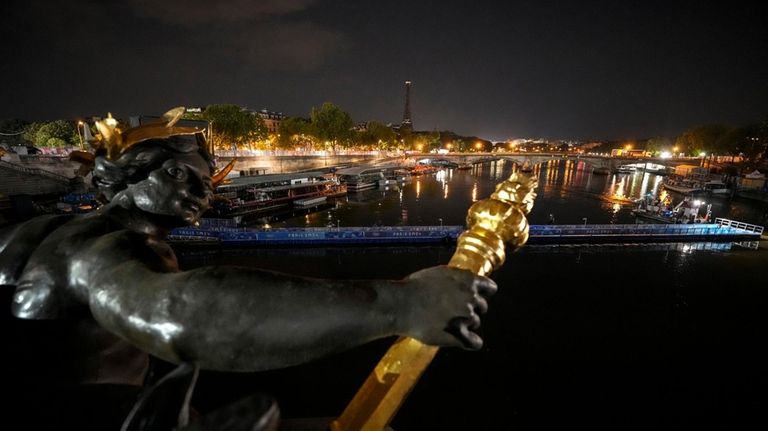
[178,160,768,430]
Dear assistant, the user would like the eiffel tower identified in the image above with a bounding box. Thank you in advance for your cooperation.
[400,80,413,133]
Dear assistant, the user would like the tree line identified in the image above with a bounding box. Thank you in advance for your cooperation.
[0,103,398,154]
[645,120,767,161]
[1,105,766,163]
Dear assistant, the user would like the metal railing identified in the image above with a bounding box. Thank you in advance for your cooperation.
[529,223,761,239]
[714,218,764,235]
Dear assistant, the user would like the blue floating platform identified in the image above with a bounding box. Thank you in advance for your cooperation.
[168,219,763,247]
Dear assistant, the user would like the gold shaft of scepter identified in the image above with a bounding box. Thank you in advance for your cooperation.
[330,172,538,431]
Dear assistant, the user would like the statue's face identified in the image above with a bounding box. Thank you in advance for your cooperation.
[130,151,214,225]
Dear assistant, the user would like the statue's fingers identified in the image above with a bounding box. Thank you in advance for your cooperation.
[459,327,483,350]
[446,317,483,350]
[475,276,497,297]
[474,294,489,314]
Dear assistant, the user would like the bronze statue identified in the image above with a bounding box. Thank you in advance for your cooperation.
[0,109,496,430]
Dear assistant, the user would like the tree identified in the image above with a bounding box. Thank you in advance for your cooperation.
[453,139,468,152]
[22,122,43,146]
[675,124,729,156]
[423,131,442,152]
[199,105,267,152]
[0,118,29,147]
[358,121,397,150]
[716,126,756,158]
[410,132,440,152]
[22,120,78,148]
[646,137,673,156]
[277,117,313,150]
[755,116,768,162]
[310,102,354,153]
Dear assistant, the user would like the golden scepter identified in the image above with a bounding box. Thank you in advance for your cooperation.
[330,171,538,431]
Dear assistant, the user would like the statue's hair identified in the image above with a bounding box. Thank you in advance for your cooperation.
[92,133,214,202]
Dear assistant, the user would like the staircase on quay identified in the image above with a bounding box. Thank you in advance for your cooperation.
[0,159,83,196]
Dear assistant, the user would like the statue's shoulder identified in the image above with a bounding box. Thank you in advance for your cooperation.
[2,214,82,319]
[0,214,75,249]
[0,214,76,285]
[6,213,173,319]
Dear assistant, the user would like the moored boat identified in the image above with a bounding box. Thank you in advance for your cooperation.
[209,172,346,218]
[410,164,440,176]
[703,179,730,194]
[614,165,636,174]
[294,196,327,207]
[632,194,712,224]
[661,177,706,194]
[336,165,412,191]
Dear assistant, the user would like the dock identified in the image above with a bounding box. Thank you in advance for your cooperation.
[168,218,763,247]
[527,220,762,245]
[169,224,464,246]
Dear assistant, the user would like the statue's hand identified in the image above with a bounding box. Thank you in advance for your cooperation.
[399,266,497,350]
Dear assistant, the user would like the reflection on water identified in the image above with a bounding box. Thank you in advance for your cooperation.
[262,160,767,229]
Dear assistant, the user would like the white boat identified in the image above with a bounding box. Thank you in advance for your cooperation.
[615,165,636,174]
[662,177,706,194]
[632,195,711,224]
[336,165,409,192]
[294,196,327,207]
[336,168,385,192]
[703,180,729,194]
[210,172,346,217]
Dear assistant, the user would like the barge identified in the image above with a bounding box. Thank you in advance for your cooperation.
[169,222,464,246]
[168,218,763,247]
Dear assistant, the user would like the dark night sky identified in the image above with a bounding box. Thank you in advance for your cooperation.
[1,0,766,141]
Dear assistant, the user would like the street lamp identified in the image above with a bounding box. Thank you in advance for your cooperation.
[438,218,443,228]
[76,121,85,150]
[582,217,588,226]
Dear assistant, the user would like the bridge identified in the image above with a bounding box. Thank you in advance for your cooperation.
[216,153,384,174]
[410,152,700,172]
[170,151,704,176]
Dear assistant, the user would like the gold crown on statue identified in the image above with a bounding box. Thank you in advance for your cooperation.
[92,107,200,160]
[73,107,234,186]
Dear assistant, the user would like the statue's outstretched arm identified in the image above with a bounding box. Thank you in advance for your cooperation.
[83,231,494,372]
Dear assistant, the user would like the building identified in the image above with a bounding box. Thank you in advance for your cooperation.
[256,109,285,135]
[611,148,648,157]
[739,170,766,190]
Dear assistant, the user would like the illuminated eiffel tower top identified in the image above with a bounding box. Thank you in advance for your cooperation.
[401,80,412,130]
